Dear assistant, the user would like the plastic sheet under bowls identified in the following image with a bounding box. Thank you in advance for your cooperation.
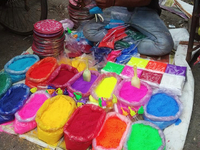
[32,19,65,58]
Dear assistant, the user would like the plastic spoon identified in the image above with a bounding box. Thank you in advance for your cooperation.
[131,65,140,88]
[83,59,91,82]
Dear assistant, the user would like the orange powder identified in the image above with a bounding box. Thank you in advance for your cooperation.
[96,116,127,148]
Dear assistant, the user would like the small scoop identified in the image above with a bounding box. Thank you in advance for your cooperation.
[83,60,91,82]
[131,65,140,89]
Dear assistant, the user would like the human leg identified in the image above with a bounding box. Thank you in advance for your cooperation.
[130,7,174,56]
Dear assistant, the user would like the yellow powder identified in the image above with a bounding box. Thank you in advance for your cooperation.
[41,97,71,128]
[95,77,117,98]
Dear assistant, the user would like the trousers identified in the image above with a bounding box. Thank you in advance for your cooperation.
[83,6,174,56]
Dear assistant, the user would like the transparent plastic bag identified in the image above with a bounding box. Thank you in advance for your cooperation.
[64,104,106,150]
[0,84,30,124]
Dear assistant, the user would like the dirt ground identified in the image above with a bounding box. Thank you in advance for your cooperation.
[0,0,199,150]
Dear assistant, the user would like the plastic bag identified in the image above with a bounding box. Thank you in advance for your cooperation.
[123,120,166,150]
[64,104,106,150]
[92,112,131,150]
[0,84,30,124]
[59,19,74,30]
[4,54,39,83]
[25,57,58,89]
[114,79,152,107]
[47,64,78,89]
[0,72,12,98]
[106,50,122,62]
[14,90,50,134]
[66,70,100,97]
[143,90,183,130]
[35,95,76,144]
[90,73,122,102]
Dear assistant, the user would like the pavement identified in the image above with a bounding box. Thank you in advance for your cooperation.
[0,0,200,150]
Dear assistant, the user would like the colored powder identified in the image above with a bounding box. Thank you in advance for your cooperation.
[65,106,102,137]
[0,74,7,92]
[127,123,162,150]
[120,65,143,78]
[18,94,49,119]
[40,97,71,128]
[95,77,117,98]
[145,61,167,73]
[165,64,187,76]
[119,81,148,102]
[8,57,36,71]
[140,70,163,84]
[96,116,127,148]
[147,93,179,117]
[50,69,76,85]
[0,88,26,112]
[71,74,97,93]
[160,73,185,96]
[29,61,54,79]
[127,57,149,69]
[102,61,124,75]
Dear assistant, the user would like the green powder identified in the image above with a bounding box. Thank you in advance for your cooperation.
[0,73,7,92]
[127,124,163,150]
[102,61,124,75]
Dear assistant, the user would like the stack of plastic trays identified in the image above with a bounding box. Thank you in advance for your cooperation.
[68,0,94,28]
[32,19,65,58]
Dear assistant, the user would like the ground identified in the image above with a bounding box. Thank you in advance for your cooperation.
[0,0,200,150]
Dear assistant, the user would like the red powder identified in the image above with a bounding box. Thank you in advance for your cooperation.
[66,105,104,137]
[140,70,163,84]
[50,69,75,85]
[30,61,54,79]
[96,116,127,148]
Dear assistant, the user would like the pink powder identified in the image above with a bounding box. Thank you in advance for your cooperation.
[121,66,143,78]
[119,81,148,102]
[140,70,163,84]
[18,94,49,119]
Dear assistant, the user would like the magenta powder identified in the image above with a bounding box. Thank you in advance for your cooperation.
[119,81,148,102]
[71,74,97,93]
[65,105,103,136]
[18,94,49,119]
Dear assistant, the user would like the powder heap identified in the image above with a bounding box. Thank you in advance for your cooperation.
[101,61,124,75]
[127,123,163,150]
[65,105,103,137]
[71,74,98,93]
[96,116,127,148]
[8,57,36,71]
[0,73,8,93]
[95,77,117,98]
[127,57,149,69]
[120,65,143,79]
[145,61,167,73]
[40,97,72,128]
[147,93,179,117]
[140,70,163,84]
[18,94,49,120]
[119,81,148,102]
[29,61,55,79]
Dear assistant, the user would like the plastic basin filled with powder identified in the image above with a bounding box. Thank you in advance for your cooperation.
[14,91,51,134]
[66,70,100,97]
[25,57,58,88]
[89,73,121,103]
[0,84,30,124]
[124,120,165,150]
[35,95,76,145]
[92,112,131,150]
[64,104,106,150]
[0,72,12,98]
[143,92,183,130]
[47,64,78,89]
[4,54,39,83]
[114,79,152,115]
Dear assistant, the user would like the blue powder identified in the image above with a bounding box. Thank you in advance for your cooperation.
[147,93,179,117]
[0,87,27,113]
[8,57,36,71]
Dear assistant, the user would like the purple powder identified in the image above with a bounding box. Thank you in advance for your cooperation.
[165,64,187,76]
[147,93,179,117]
[71,74,97,93]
